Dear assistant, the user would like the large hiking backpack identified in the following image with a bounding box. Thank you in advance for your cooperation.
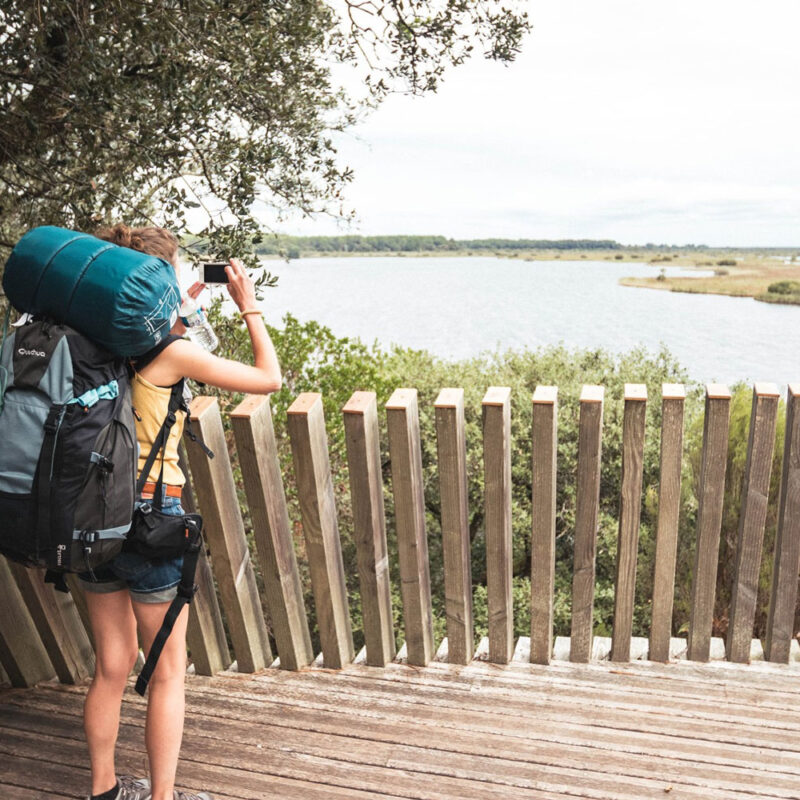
[0,316,137,574]
[0,315,212,695]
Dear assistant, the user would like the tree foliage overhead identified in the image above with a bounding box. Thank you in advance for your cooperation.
[0,0,531,264]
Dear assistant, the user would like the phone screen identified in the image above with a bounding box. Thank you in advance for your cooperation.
[202,261,230,284]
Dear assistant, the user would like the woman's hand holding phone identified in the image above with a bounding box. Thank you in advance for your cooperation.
[225,258,258,312]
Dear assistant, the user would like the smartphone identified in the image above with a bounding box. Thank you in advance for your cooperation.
[201,261,230,284]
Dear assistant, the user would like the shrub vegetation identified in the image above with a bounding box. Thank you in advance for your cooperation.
[205,304,790,655]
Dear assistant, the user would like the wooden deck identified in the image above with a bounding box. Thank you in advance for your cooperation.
[2,641,800,800]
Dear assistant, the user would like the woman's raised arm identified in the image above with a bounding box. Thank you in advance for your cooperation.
[139,258,282,394]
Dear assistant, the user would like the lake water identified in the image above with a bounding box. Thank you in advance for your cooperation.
[246,256,798,389]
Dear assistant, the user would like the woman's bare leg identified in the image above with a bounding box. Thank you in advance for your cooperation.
[132,600,189,800]
[84,589,139,795]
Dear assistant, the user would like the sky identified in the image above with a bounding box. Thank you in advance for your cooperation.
[268,0,800,247]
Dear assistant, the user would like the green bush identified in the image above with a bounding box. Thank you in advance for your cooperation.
[767,280,800,295]
[204,304,787,653]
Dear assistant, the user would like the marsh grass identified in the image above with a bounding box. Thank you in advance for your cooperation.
[619,255,800,303]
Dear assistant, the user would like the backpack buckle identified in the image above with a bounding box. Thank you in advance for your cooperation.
[90,452,114,473]
[43,405,66,433]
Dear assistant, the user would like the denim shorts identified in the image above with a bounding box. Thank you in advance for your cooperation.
[78,494,185,604]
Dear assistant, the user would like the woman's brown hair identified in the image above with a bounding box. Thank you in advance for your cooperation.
[94,223,178,266]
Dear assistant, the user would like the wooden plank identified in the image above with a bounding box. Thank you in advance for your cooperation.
[385,388,435,666]
[287,392,354,669]
[274,653,800,710]
[9,563,93,684]
[611,384,648,662]
[0,725,384,800]
[22,667,800,757]
[530,385,558,665]
[14,691,800,800]
[649,384,686,662]
[5,695,789,800]
[570,385,605,662]
[178,442,232,676]
[21,666,800,776]
[0,558,55,687]
[434,388,474,665]
[232,394,314,671]
[727,383,781,663]
[342,391,396,667]
[185,396,272,673]
[177,663,800,747]
[482,386,513,664]
[765,383,800,663]
[0,751,91,798]
[688,385,732,662]
[0,783,73,800]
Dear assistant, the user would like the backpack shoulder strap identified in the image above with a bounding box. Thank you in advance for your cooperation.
[136,379,185,505]
[131,334,183,372]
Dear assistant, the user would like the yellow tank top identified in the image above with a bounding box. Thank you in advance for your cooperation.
[131,371,187,487]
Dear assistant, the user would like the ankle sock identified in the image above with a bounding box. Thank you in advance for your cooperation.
[91,781,119,800]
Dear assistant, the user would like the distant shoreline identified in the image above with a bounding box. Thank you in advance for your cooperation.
[617,254,800,306]
[259,248,800,305]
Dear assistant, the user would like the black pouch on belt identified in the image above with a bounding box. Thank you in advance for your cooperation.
[126,502,203,558]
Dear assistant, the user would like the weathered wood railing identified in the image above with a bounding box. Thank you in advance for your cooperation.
[1,382,798,688]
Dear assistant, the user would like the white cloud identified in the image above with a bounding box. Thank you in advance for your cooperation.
[265,0,800,246]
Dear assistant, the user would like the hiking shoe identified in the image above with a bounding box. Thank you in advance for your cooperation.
[173,792,214,800]
[86,775,151,800]
[119,776,151,798]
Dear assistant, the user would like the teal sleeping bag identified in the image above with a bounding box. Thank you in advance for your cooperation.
[2,226,181,357]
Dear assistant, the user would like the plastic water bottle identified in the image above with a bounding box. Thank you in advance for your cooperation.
[179,297,219,352]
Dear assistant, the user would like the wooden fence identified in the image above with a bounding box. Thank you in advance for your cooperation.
[1,382,799,688]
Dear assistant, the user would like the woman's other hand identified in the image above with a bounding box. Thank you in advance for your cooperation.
[225,258,258,312]
[171,281,206,335]
[187,281,205,301]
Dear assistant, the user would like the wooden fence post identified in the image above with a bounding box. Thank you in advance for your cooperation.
[0,558,55,687]
[185,397,272,673]
[765,383,800,663]
[178,444,231,676]
[570,385,604,663]
[727,383,780,663]
[483,386,513,664]
[687,384,731,662]
[9,564,94,684]
[434,388,474,665]
[231,395,314,671]
[287,393,354,669]
[530,386,558,665]
[343,391,396,667]
[611,384,648,662]
[385,388,435,666]
[649,384,686,662]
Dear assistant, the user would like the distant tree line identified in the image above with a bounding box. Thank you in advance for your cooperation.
[255,235,623,256]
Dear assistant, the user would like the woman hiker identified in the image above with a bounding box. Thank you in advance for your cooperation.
[79,224,281,800]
